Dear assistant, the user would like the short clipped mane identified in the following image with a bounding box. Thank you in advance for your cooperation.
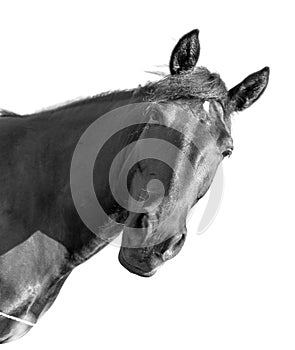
[0,109,21,118]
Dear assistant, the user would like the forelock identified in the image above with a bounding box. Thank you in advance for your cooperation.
[146,67,228,102]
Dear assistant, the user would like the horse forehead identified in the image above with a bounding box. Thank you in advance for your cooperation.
[158,102,202,128]
[125,102,217,170]
[143,102,217,155]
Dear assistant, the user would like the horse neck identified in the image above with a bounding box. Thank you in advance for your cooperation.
[23,88,147,264]
[27,88,146,175]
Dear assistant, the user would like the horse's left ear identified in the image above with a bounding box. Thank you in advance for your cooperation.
[169,29,200,75]
[228,67,270,112]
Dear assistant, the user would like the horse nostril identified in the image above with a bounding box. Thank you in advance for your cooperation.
[222,148,233,158]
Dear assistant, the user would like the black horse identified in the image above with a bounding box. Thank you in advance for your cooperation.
[0,29,269,342]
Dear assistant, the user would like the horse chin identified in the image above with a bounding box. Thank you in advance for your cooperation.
[118,250,160,277]
[118,232,186,277]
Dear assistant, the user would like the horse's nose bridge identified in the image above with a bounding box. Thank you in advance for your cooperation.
[217,127,233,153]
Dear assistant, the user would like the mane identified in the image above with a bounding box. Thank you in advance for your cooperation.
[32,89,139,115]
[0,90,138,118]
[0,67,227,118]
[0,108,20,118]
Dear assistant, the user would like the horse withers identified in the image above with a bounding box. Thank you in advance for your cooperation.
[0,29,269,343]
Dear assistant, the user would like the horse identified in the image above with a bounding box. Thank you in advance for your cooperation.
[0,29,269,343]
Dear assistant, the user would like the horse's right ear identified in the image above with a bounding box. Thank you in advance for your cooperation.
[169,29,200,75]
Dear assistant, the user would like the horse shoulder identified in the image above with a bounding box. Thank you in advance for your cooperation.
[0,231,72,318]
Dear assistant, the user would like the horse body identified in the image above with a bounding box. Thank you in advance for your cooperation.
[0,29,269,343]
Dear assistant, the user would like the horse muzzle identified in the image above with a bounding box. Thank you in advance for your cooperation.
[118,232,186,277]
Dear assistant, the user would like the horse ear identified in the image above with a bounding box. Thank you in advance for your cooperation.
[228,67,270,112]
[169,29,200,75]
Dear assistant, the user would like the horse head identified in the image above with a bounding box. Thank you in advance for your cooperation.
[118,29,269,276]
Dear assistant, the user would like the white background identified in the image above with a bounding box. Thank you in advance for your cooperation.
[1,1,294,349]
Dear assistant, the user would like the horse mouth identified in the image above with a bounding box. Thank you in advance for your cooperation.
[118,250,160,277]
[118,232,186,277]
